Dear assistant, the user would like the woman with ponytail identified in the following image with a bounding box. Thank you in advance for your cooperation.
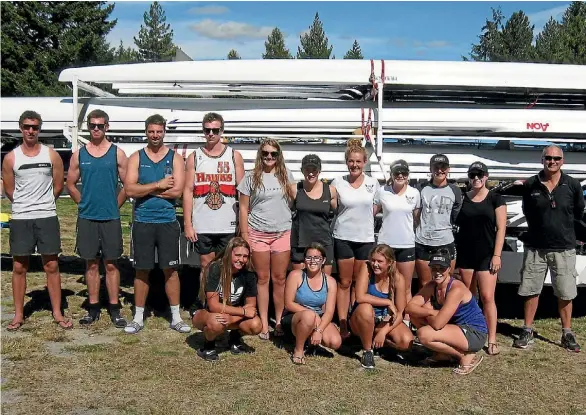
[192,237,262,361]
[349,244,414,369]
[332,138,380,340]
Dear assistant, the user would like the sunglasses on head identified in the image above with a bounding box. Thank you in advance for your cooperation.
[262,150,279,158]
[21,124,40,131]
[203,127,221,135]
[543,155,562,162]
[468,172,485,179]
[88,123,106,131]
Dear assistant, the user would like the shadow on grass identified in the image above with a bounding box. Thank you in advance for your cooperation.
[185,331,257,357]
[23,287,76,319]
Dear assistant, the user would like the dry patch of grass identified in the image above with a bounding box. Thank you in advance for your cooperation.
[2,200,586,414]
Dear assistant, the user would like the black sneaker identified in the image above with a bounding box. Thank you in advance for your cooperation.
[108,304,127,328]
[361,350,375,369]
[561,332,581,353]
[229,331,253,355]
[513,329,534,349]
[197,348,219,361]
[79,307,100,325]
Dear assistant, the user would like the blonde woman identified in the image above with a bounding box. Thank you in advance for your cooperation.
[237,139,295,340]
[332,138,380,339]
[193,237,262,361]
[350,244,414,369]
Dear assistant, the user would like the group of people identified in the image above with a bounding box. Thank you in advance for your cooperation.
[3,109,583,374]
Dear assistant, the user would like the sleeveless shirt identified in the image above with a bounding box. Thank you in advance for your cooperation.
[11,145,56,219]
[291,181,333,247]
[134,149,176,223]
[192,146,237,234]
[78,144,120,220]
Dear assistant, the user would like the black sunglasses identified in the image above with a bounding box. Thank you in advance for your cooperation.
[21,124,40,131]
[393,170,409,177]
[203,127,221,135]
[543,156,563,162]
[262,150,280,158]
[88,123,106,131]
[468,172,485,179]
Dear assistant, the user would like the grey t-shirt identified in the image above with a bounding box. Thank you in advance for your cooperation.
[415,181,463,246]
[237,169,295,232]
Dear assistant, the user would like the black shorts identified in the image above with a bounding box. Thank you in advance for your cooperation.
[334,238,374,261]
[291,244,335,266]
[132,221,180,270]
[415,242,456,262]
[456,251,492,272]
[9,216,61,256]
[196,233,234,256]
[460,324,487,353]
[76,217,123,261]
[392,247,416,263]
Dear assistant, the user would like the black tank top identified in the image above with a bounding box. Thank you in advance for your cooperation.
[291,181,333,247]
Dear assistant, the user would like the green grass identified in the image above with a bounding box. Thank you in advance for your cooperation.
[1,198,585,415]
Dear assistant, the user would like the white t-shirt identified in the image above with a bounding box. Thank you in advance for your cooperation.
[375,184,421,248]
[332,174,380,243]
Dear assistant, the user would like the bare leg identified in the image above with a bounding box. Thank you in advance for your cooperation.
[385,322,414,351]
[349,303,375,350]
[336,258,354,338]
[459,268,474,290]
[236,316,263,335]
[396,260,415,319]
[134,269,150,308]
[163,268,180,306]
[477,271,498,346]
[321,322,342,350]
[558,299,572,330]
[10,256,28,327]
[523,295,540,328]
[415,259,431,287]
[292,310,318,358]
[85,259,101,305]
[270,250,290,329]
[251,250,271,335]
[104,260,120,305]
[193,310,228,341]
[42,255,65,321]
[417,325,475,366]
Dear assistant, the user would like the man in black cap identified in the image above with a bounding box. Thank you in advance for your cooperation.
[514,145,584,352]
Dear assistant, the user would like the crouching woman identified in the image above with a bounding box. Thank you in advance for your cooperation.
[406,250,488,375]
[193,237,262,361]
[350,244,414,369]
[283,243,342,365]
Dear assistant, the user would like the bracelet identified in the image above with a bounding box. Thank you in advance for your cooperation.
[242,307,247,317]
[493,255,501,257]
[313,327,323,334]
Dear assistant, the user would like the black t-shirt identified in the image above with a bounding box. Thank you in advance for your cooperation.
[205,262,257,307]
[455,191,506,258]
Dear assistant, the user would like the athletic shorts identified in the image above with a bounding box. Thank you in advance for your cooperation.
[459,324,487,353]
[76,217,122,261]
[248,228,291,253]
[132,221,180,270]
[518,248,577,300]
[392,247,416,263]
[456,251,492,272]
[415,242,457,262]
[196,233,234,256]
[9,216,61,256]
[334,238,374,261]
[291,244,334,266]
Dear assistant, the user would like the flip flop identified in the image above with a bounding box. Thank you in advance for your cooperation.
[487,342,500,356]
[54,319,73,330]
[273,324,285,337]
[291,354,306,365]
[453,355,484,375]
[6,320,24,331]
[258,331,270,340]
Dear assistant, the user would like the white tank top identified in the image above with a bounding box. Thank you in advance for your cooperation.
[11,144,56,219]
[192,146,237,234]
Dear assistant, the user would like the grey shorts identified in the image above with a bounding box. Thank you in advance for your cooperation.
[518,248,578,300]
[9,216,61,256]
[76,217,123,261]
[460,324,487,353]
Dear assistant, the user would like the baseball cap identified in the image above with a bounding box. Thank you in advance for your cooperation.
[428,252,450,269]
[468,161,488,175]
[430,154,450,166]
[390,159,410,174]
[301,154,321,170]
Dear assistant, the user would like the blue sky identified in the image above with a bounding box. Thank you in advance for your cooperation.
[107,1,571,60]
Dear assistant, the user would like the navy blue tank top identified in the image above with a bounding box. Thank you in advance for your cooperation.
[366,272,390,318]
[134,149,176,223]
[432,277,488,333]
[78,145,120,220]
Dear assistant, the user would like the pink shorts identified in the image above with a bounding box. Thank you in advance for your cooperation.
[248,229,291,253]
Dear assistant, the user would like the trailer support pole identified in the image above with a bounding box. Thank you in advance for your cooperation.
[71,75,79,153]
[376,62,386,182]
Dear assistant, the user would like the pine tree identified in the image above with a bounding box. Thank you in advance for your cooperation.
[113,40,140,64]
[227,49,241,59]
[262,28,292,59]
[297,12,334,59]
[343,40,364,59]
[466,8,507,61]
[559,1,586,64]
[133,1,176,62]
[535,18,567,63]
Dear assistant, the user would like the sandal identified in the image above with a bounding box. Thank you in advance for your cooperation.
[487,342,500,356]
[453,355,484,375]
[273,324,285,338]
[170,321,191,334]
[7,320,24,331]
[291,354,306,365]
[258,331,270,341]
[54,318,73,330]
